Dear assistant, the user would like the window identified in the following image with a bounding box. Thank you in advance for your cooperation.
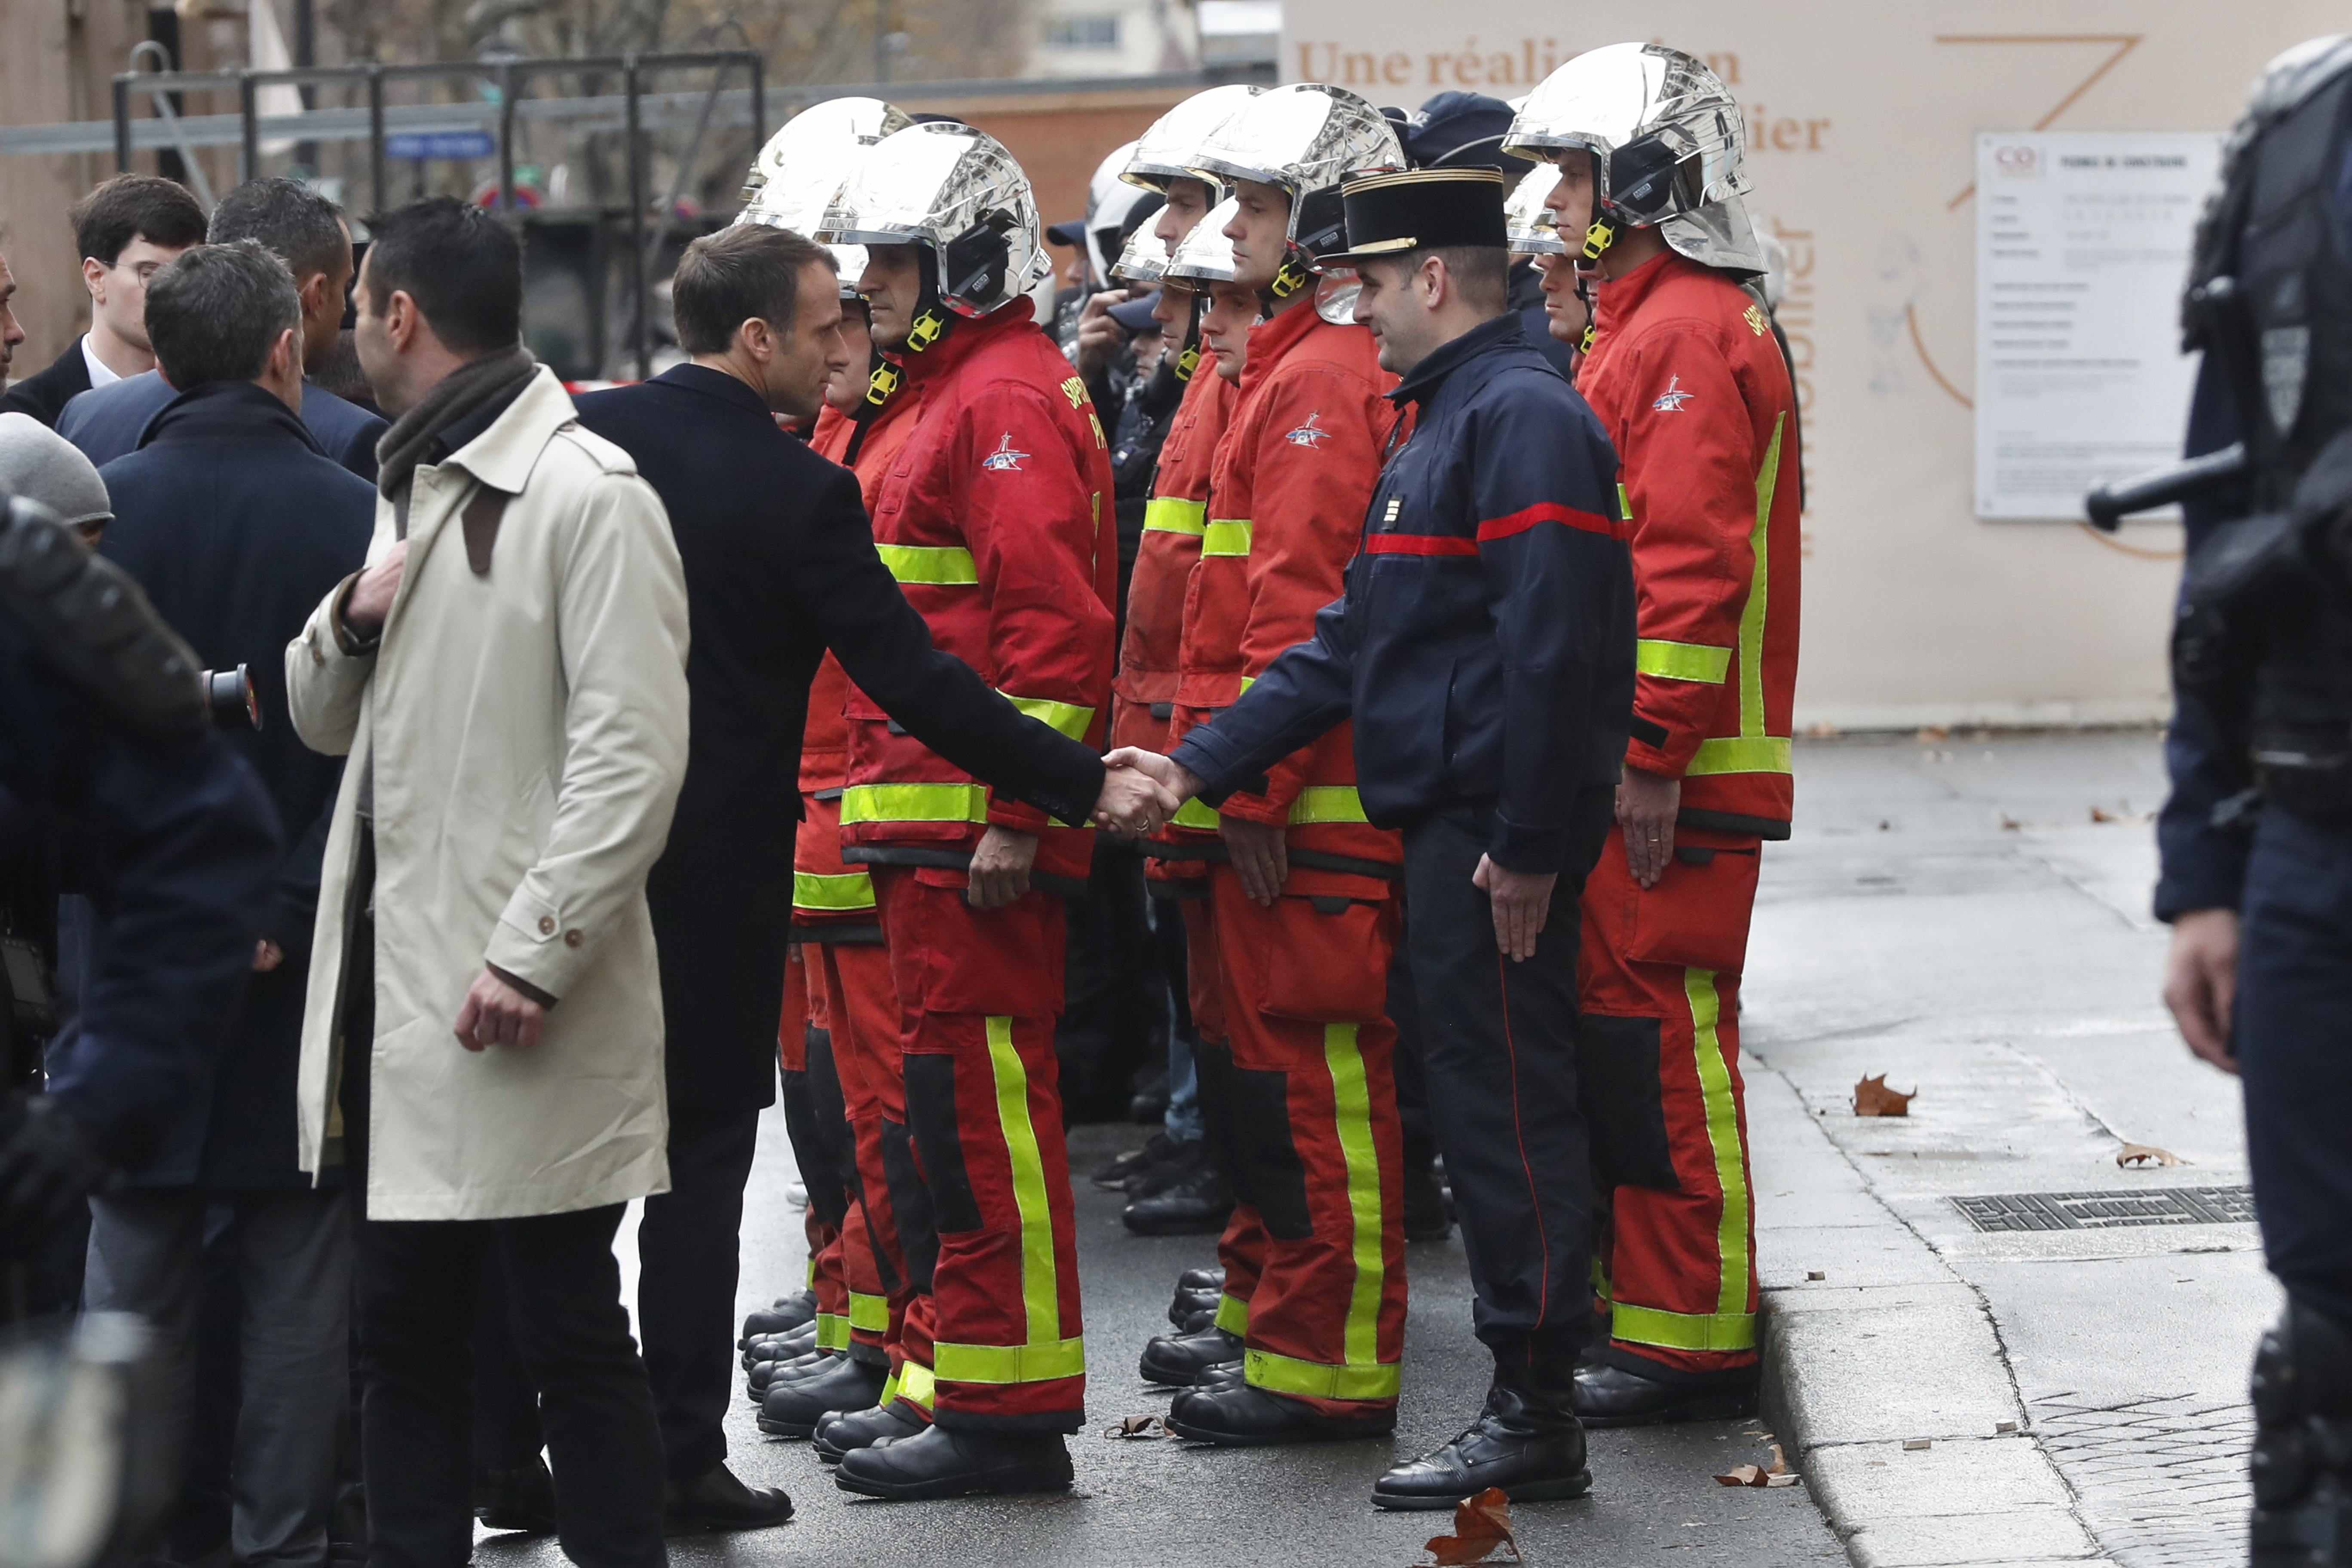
[1044,13,1121,48]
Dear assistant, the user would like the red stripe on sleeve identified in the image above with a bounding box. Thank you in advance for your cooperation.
[1475,501,1623,542]
[1363,532,1480,557]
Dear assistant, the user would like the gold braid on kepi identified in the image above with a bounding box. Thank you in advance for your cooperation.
[1316,168,1510,268]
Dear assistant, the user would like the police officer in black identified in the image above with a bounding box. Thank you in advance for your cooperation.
[1108,167,1635,1510]
[2106,33,2352,1568]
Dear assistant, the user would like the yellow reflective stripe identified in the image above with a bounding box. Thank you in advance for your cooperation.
[1685,737,1792,776]
[1609,1301,1757,1353]
[1000,690,1096,742]
[1590,1254,1613,1310]
[793,870,876,912]
[805,1258,818,1287]
[838,782,991,826]
[1214,1293,1250,1336]
[1617,481,1634,526]
[895,1360,935,1411]
[876,544,978,585]
[1201,518,1253,557]
[1173,797,1221,831]
[1325,1022,1387,1379]
[1636,639,1732,685]
[1243,1348,1402,1402]
[986,1015,1069,1375]
[932,1337,1087,1385]
[1238,674,1256,694]
[813,1312,849,1351]
[848,1292,890,1333]
[1739,416,1782,741]
[1143,497,1207,536]
[877,1367,902,1405]
[1287,785,1367,826]
[1686,967,1753,1326]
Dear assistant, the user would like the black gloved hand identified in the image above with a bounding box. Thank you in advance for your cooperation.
[0,1096,115,1243]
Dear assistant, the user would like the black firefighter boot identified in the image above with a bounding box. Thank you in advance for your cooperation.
[834,1424,1074,1501]
[1166,1379,1395,1446]
[756,1351,887,1439]
[1571,1346,1760,1427]
[1373,1349,1592,1511]
[812,1399,928,1463]
[2252,1296,2352,1565]
[1139,1325,1243,1387]
[740,1290,818,1347]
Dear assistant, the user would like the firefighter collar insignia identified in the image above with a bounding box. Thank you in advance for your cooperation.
[1744,303,1770,337]
[982,433,1030,472]
[1285,412,1332,447]
[1652,375,1694,412]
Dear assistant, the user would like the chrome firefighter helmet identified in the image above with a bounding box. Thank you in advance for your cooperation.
[1163,197,1244,288]
[1086,161,1166,290]
[1124,83,1264,195]
[817,121,1050,322]
[735,96,913,297]
[1109,226,1167,288]
[1503,42,1764,276]
[1188,82,1404,296]
[1504,165,1565,255]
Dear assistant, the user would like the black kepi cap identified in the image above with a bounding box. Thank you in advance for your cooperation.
[1320,168,1510,268]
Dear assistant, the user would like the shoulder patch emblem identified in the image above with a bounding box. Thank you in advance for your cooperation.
[1744,303,1770,337]
[1651,375,1694,413]
[981,433,1029,472]
[1284,412,1331,448]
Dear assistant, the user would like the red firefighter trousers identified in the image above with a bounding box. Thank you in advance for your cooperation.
[1196,867,1407,1415]
[810,938,916,1368]
[870,865,1086,1433]
[1577,830,1764,1377]
[1166,888,1269,1340]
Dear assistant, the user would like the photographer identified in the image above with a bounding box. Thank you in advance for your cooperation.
[2142,34,2352,1567]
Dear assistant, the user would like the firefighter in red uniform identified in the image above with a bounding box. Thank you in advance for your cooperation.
[1507,44,1801,1427]
[815,122,1119,1500]
[1130,84,1421,1448]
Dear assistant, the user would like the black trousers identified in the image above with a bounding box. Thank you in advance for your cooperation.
[340,864,665,1568]
[1400,790,1616,1374]
[637,1102,762,1481]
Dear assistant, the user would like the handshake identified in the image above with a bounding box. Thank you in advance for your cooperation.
[1089,748,1204,839]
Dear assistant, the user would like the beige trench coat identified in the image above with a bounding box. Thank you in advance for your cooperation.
[286,367,689,1221]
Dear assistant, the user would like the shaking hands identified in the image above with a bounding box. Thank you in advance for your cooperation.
[1090,747,1203,839]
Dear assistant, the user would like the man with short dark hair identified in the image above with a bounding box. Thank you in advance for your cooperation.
[0,247,26,386]
[78,238,375,1568]
[61,178,387,478]
[285,194,689,1568]
[1,174,207,426]
[570,219,1152,1528]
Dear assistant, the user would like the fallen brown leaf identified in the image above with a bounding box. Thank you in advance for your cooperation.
[1104,1414,1164,1439]
[1767,1442,1792,1476]
[2117,1143,2185,1168]
[1715,1464,1767,1487]
[1853,1074,1917,1117]
[1423,1487,1522,1565]
[1917,725,1949,742]
[1765,1474,1803,1488]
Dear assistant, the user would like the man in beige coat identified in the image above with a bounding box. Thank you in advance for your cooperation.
[285,197,688,1568]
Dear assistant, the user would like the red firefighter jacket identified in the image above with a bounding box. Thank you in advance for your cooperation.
[1111,364,1234,752]
[1163,298,1404,875]
[791,395,925,925]
[839,300,1118,887]
[1578,251,1801,835]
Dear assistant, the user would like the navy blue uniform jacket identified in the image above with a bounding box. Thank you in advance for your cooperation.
[573,365,1107,1110]
[1169,313,1635,874]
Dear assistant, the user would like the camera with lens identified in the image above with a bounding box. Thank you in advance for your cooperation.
[200,665,260,731]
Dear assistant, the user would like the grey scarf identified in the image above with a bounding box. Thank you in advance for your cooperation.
[375,344,538,511]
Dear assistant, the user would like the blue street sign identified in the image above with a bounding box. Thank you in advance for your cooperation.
[385,130,496,160]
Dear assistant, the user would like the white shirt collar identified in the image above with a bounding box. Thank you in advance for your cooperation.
[80,334,124,390]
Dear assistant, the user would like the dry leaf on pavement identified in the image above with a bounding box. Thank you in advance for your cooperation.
[1917,725,1949,741]
[1423,1487,1522,1565]
[1715,1464,1767,1486]
[2117,1143,2185,1168]
[1104,1415,1164,1439]
[1853,1075,1917,1117]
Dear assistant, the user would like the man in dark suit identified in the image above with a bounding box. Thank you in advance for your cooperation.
[571,222,1170,1530]
[74,239,374,1568]
[59,179,386,480]
[0,175,206,427]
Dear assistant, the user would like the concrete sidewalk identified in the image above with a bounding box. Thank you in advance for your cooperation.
[1746,729,2268,1568]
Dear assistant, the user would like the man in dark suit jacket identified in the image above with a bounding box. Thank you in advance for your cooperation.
[75,240,374,1567]
[58,178,386,479]
[571,222,1169,1530]
[0,174,207,427]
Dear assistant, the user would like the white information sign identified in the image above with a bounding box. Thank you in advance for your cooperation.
[1973,130,2222,521]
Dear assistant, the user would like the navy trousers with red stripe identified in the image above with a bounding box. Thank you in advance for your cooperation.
[1399,789,1616,1370]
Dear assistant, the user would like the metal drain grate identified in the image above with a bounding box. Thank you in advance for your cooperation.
[1952,1185,2257,1232]
[2032,1392,2252,1568]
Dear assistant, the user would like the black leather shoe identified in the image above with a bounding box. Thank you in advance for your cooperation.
[1126,1139,1213,1199]
[1093,1132,1176,1189]
[1139,1326,1243,1387]
[757,1354,886,1438]
[1123,1164,1233,1236]
[1402,1160,1453,1243]
[743,1323,818,1369]
[662,1464,793,1533]
[740,1290,818,1346]
[475,1455,557,1534]
[834,1425,1073,1501]
[1129,1067,1172,1124]
[1168,1284,1220,1327]
[1167,1381,1394,1446]
[1178,1265,1225,1291]
[812,1400,927,1463]
[1372,1390,1591,1511]
[1571,1358,1759,1427]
